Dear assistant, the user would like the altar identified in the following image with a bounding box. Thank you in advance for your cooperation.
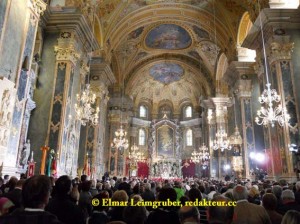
[149,116,182,179]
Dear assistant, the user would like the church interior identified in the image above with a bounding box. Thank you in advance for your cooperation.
[0,0,300,182]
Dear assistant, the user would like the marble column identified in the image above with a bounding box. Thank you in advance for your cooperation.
[201,99,216,178]
[223,61,259,179]
[45,31,80,175]
[236,80,256,180]
[268,37,298,178]
[90,57,114,178]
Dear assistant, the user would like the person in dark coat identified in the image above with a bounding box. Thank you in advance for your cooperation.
[0,175,62,224]
[46,175,85,224]
[1,179,24,210]
[87,191,109,224]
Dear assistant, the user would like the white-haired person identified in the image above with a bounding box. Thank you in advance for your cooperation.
[232,185,271,224]
[277,189,300,215]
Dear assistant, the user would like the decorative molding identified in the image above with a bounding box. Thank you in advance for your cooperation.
[180,118,201,127]
[269,41,294,64]
[28,0,47,17]
[132,117,151,127]
[235,80,252,99]
[54,32,81,65]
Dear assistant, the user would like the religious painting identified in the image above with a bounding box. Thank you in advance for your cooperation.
[150,63,184,84]
[145,24,192,49]
[192,25,210,39]
[128,27,144,40]
[157,124,174,158]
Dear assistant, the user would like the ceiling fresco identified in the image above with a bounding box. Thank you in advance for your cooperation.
[192,26,210,39]
[87,0,269,107]
[145,24,192,50]
[149,63,184,85]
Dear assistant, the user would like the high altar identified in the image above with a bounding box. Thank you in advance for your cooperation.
[149,116,182,179]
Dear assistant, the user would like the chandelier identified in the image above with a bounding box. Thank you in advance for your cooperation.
[75,84,99,126]
[128,144,145,163]
[229,96,243,146]
[191,149,201,163]
[199,143,210,161]
[212,127,232,151]
[255,6,290,127]
[112,126,129,150]
[191,143,210,164]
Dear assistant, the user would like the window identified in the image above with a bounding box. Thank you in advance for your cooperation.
[185,106,192,118]
[139,129,146,146]
[186,129,193,146]
[139,105,147,118]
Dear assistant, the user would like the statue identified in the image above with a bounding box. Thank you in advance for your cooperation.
[20,140,31,166]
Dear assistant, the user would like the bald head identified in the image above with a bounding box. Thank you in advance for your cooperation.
[178,206,200,224]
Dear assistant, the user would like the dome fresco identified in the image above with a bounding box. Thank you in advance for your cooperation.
[145,24,192,49]
[149,63,184,84]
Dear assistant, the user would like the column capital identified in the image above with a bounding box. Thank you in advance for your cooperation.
[28,0,47,17]
[211,97,232,124]
[54,32,81,64]
[243,8,300,50]
[235,79,252,99]
[223,61,255,87]
[90,57,116,86]
[268,36,294,64]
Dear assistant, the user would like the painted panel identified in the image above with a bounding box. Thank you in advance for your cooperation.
[145,24,191,49]
[150,63,183,84]
[128,27,144,40]
[48,63,66,150]
[192,25,209,39]
[156,124,174,158]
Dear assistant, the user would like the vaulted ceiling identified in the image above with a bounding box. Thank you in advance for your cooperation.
[88,0,269,108]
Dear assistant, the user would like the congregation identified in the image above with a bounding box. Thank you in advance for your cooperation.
[0,174,300,224]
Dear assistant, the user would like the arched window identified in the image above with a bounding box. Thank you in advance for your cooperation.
[185,106,192,118]
[139,129,146,146]
[139,105,147,118]
[186,129,193,146]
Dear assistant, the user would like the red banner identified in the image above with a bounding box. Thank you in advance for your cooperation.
[27,162,35,178]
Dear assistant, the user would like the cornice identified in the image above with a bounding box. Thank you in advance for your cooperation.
[90,57,116,86]
[223,61,255,87]
[242,8,300,50]
[132,118,151,127]
[180,118,201,127]
[43,11,100,52]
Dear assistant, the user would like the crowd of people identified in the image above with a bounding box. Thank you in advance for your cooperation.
[0,174,300,224]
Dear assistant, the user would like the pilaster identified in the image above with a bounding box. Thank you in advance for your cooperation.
[3,0,46,176]
[268,36,297,178]
[45,31,80,175]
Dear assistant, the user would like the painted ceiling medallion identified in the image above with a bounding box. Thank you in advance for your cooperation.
[145,24,192,49]
[150,63,184,84]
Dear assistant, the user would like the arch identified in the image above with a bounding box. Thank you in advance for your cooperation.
[94,15,104,48]
[185,106,192,118]
[158,100,174,119]
[237,12,253,47]
[138,128,146,146]
[216,53,228,81]
[139,105,147,118]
